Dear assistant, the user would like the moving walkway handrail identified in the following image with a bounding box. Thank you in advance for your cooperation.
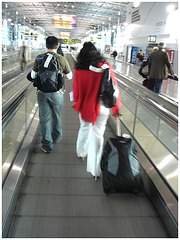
[2,81,37,185]
[2,71,28,91]
[116,76,178,131]
[2,81,32,120]
[114,70,178,116]
[2,48,46,84]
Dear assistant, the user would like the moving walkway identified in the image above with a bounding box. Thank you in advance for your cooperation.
[2,54,178,237]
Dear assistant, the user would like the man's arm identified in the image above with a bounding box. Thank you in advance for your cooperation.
[31,56,39,79]
[31,70,37,79]
[165,52,174,76]
[60,56,73,80]
[66,71,73,80]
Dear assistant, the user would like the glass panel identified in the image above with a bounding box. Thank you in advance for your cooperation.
[2,78,30,105]
[137,102,159,135]
[158,120,178,158]
[26,88,38,126]
[120,103,134,134]
[2,49,46,74]
[2,88,38,177]
[134,118,178,195]
[120,89,136,114]
[2,102,26,165]
[119,89,178,195]
[120,88,136,133]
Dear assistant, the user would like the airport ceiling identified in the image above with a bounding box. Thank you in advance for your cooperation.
[2,2,129,39]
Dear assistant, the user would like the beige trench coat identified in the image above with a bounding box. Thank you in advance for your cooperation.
[18,46,31,62]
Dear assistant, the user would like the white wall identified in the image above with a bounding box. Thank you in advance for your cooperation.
[82,2,178,73]
[125,2,178,40]
[122,2,178,73]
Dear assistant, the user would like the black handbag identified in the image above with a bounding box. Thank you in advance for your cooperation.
[100,68,118,108]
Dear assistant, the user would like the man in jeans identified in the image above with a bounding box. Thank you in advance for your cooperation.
[30,36,72,153]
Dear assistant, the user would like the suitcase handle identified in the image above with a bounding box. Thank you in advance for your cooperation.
[116,113,123,136]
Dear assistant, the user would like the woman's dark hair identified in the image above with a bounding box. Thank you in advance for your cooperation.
[75,42,105,69]
[46,36,58,49]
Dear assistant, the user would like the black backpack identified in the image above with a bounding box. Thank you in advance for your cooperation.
[100,67,118,108]
[34,53,64,92]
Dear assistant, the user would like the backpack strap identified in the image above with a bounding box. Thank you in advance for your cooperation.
[53,53,61,74]
[43,53,54,68]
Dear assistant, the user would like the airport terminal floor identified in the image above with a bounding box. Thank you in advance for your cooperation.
[2,52,178,237]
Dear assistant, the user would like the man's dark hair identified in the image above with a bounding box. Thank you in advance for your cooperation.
[75,41,105,70]
[46,36,59,49]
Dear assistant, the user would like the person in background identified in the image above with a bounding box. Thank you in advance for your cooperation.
[30,36,72,153]
[148,42,174,94]
[138,56,149,88]
[72,42,121,180]
[136,49,144,65]
[57,43,64,56]
[18,41,31,71]
[138,47,158,88]
[112,50,117,59]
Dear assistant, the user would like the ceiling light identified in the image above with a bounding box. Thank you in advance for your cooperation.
[7,18,11,22]
[133,1,140,8]
[167,4,175,12]
[16,11,18,15]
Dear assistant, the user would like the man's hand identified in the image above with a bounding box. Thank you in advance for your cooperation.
[173,74,178,80]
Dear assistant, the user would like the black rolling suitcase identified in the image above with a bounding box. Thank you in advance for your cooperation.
[101,118,142,194]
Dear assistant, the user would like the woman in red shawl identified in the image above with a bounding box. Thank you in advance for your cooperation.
[72,42,120,180]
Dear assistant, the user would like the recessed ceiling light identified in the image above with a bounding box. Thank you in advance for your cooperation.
[167,4,175,12]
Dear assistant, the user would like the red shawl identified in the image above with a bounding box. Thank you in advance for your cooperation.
[72,63,121,124]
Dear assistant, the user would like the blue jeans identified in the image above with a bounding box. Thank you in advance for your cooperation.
[37,91,64,152]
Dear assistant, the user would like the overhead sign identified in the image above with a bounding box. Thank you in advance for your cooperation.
[52,14,76,29]
[62,39,81,44]
[148,35,156,42]
[60,32,71,39]
[25,30,29,35]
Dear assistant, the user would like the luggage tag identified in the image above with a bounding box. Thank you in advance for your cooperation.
[116,114,122,136]
[69,91,73,101]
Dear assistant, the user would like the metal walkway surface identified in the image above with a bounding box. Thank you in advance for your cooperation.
[7,69,168,238]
